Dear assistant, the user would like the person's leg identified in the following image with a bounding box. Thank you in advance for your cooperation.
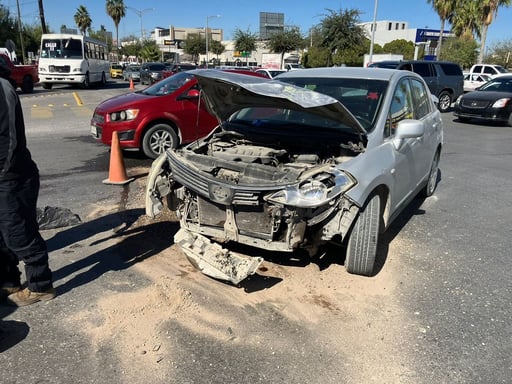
[0,176,54,295]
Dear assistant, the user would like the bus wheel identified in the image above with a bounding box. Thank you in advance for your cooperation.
[81,73,90,89]
[100,72,107,87]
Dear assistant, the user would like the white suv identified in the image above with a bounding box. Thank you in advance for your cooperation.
[469,64,508,78]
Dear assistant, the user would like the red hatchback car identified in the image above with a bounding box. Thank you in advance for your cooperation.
[91,71,218,159]
[91,70,265,159]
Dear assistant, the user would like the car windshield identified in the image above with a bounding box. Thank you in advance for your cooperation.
[277,77,388,131]
[141,71,195,96]
[478,77,512,92]
[149,63,166,71]
[127,65,140,71]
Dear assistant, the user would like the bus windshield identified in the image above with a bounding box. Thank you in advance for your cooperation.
[41,37,83,59]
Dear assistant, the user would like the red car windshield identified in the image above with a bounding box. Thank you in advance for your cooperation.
[141,71,195,96]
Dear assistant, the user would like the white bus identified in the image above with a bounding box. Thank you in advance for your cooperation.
[38,33,110,89]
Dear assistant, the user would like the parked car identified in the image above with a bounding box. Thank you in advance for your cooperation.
[368,60,464,112]
[110,63,123,79]
[91,69,266,159]
[145,68,443,284]
[463,72,491,92]
[469,63,508,78]
[140,62,167,85]
[91,71,217,159]
[453,74,512,126]
[162,63,197,78]
[122,64,140,81]
[255,68,287,79]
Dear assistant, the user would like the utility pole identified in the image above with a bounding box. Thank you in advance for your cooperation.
[16,0,26,63]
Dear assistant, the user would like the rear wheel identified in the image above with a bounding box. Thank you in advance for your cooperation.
[437,91,452,112]
[345,194,381,276]
[21,75,34,93]
[142,124,179,159]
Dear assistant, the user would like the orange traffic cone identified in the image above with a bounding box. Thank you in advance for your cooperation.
[103,131,134,185]
[129,77,134,90]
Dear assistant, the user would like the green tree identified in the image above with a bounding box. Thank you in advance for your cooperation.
[478,0,511,63]
[449,0,481,41]
[266,28,305,68]
[209,39,225,65]
[183,34,205,64]
[233,28,257,62]
[318,8,366,66]
[74,5,92,36]
[484,39,512,67]
[427,0,457,59]
[139,40,160,62]
[106,0,125,51]
[439,37,478,69]
[382,39,416,60]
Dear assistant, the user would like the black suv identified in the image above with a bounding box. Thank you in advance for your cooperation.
[369,60,464,112]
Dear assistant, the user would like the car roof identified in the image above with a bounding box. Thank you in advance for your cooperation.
[276,66,403,81]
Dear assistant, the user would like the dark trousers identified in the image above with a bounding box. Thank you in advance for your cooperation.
[0,173,53,292]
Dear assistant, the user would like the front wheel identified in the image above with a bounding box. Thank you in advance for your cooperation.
[81,73,90,89]
[41,83,53,90]
[142,124,178,159]
[437,91,452,112]
[421,150,440,197]
[345,194,381,276]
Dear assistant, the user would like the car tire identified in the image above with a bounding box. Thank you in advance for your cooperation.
[142,124,179,159]
[437,91,452,112]
[81,73,90,89]
[345,193,381,276]
[21,75,34,93]
[41,82,53,90]
[421,150,440,198]
[100,72,107,87]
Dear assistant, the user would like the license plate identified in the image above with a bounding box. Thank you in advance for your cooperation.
[90,125,98,137]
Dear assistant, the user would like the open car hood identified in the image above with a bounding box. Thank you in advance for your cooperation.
[190,69,367,136]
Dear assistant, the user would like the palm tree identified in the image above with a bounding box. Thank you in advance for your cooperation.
[427,0,457,59]
[478,0,512,63]
[106,0,126,51]
[449,0,481,41]
[74,5,92,36]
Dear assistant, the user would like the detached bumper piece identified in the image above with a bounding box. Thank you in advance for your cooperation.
[174,228,263,285]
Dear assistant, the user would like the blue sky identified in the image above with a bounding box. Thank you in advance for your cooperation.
[8,0,512,48]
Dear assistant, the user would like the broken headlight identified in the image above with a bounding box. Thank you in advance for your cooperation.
[265,171,355,208]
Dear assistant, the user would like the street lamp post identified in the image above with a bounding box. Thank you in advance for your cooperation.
[205,15,220,68]
[127,6,154,41]
[368,0,378,65]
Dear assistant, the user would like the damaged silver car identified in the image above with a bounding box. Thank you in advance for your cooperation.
[145,68,443,284]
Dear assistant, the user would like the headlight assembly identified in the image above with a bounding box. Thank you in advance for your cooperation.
[492,98,511,108]
[109,109,139,122]
[265,170,356,208]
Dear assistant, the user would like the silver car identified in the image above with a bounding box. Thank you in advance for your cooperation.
[145,68,443,284]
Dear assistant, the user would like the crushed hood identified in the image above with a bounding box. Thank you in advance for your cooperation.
[190,69,366,136]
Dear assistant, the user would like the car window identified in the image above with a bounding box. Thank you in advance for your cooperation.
[142,71,195,96]
[386,78,414,137]
[277,77,387,131]
[483,66,496,75]
[411,63,433,77]
[439,63,462,76]
[410,78,431,119]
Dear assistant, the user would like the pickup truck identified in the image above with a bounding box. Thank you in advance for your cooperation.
[0,53,39,93]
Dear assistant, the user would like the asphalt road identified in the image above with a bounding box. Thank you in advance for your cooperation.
[0,82,511,383]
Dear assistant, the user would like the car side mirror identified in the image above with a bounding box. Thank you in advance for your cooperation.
[179,89,201,100]
[393,119,425,150]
